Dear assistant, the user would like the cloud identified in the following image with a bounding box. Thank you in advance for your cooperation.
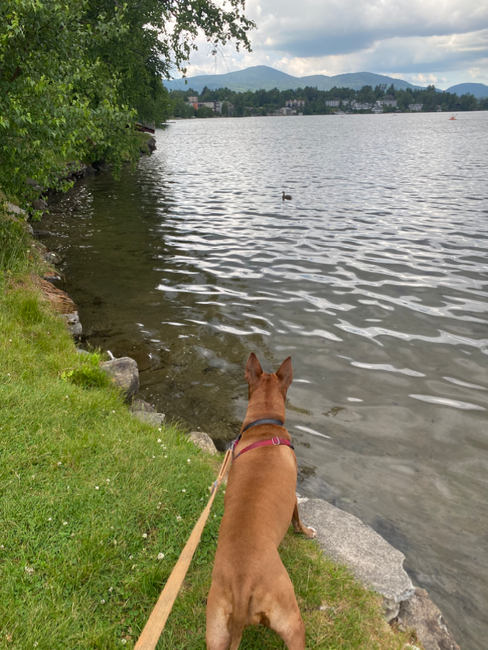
[248,0,488,56]
[179,0,488,89]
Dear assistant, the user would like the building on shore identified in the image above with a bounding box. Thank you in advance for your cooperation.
[408,103,423,111]
[285,99,305,108]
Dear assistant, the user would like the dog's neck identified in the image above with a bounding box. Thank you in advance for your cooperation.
[241,381,287,435]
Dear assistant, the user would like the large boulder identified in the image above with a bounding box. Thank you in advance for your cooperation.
[99,357,139,402]
[298,498,414,621]
[397,588,460,650]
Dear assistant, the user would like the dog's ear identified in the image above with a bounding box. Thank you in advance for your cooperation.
[276,357,293,390]
[245,353,263,387]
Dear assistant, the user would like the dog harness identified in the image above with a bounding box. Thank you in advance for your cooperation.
[231,418,294,461]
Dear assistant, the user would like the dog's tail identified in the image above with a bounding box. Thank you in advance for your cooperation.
[228,592,251,650]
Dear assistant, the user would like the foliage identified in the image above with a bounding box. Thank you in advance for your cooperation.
[0,210,30,273]
[61,351,111,389]
[169,83,486,117]
[0,0,254,211]
[87,0,255,124]
[0,0,138,211]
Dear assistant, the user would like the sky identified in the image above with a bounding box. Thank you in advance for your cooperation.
[180,0,488,89]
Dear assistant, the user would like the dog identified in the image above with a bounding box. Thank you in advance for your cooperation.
[206,353,316,650]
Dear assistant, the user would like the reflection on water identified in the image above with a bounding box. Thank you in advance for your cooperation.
[44,113,488,650]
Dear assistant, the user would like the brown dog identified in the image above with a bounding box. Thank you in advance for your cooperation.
[206,353,316,650]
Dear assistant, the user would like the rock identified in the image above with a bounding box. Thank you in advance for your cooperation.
[33,229,52,238]
[132,411,165,426]
[32,198,48,211]
[76,348,90,356]
[131,399,157,414]
[298,499,414,621]
[147,137,157,152]
[58,312,82,338]
[84,164,97,175]
[188,431,218,455]
[42,272,62,283]
[38,278,77,314]
[4,207,34,235]
[43,251,63,265]
[99,357,139,403]
[6,202,26,216]
[397,589,460,650]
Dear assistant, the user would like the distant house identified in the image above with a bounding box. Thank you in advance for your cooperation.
[351,101,372,110]
[408,103,423,111]
[372,104,383,113]
[377,97,397,108]
[187,96,198,104]
[280,107,293,115]
[325,100,340,107]
[285,99,305,108]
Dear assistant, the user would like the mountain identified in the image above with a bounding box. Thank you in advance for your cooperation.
[445,83,488,98]
[164,65,422,93]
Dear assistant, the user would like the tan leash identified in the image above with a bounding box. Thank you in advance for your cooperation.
[134,449,232,650]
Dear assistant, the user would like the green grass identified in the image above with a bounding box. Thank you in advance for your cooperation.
[0,214,418,649]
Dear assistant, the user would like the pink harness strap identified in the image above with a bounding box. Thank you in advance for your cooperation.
[232,436,294,461]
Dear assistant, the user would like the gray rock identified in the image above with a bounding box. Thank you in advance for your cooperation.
[298,498,414,621]
[397,588,460,650]
[99,356,139,402]
[131,398,157,414]
[33,229,52,238]
[58,312,82,338]
[6,202,26,216]
[147,137,157,152]
[32,198,48,211]
[132,411,165,426]
[4,207,34,235]
[84,165,97,175]
[188,431,218,455]
[43,251,63,265]
[76,348,90,356]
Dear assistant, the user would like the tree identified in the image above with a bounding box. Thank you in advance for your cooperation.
[0,0,136,211]
[0,0,254,211]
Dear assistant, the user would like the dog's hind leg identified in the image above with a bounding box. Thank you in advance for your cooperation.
[291,499,316,538]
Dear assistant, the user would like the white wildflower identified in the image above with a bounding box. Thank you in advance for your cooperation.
[109,587,113,592]
[100,599,105,604]
[106,479,110,483]
[187,459,191,464]
[95,486,99,490]
[142,533,147,538]
[176,515,182,522]
[63,522,68,526]
[157,553,165,560]
[121,640,127,645]
[25,566,35,575]
[182,489,186,493]
[129,555,133,560]
[157,439,161,443]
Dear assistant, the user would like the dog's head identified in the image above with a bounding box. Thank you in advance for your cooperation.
[244,353,293,402]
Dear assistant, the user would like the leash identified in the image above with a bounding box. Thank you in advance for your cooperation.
[134,449,232,650]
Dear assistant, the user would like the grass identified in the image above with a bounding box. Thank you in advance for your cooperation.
[0,209,418,649]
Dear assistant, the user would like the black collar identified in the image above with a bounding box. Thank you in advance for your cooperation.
[241,418,284,433]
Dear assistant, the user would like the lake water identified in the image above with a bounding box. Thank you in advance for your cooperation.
[44,112,488,649]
